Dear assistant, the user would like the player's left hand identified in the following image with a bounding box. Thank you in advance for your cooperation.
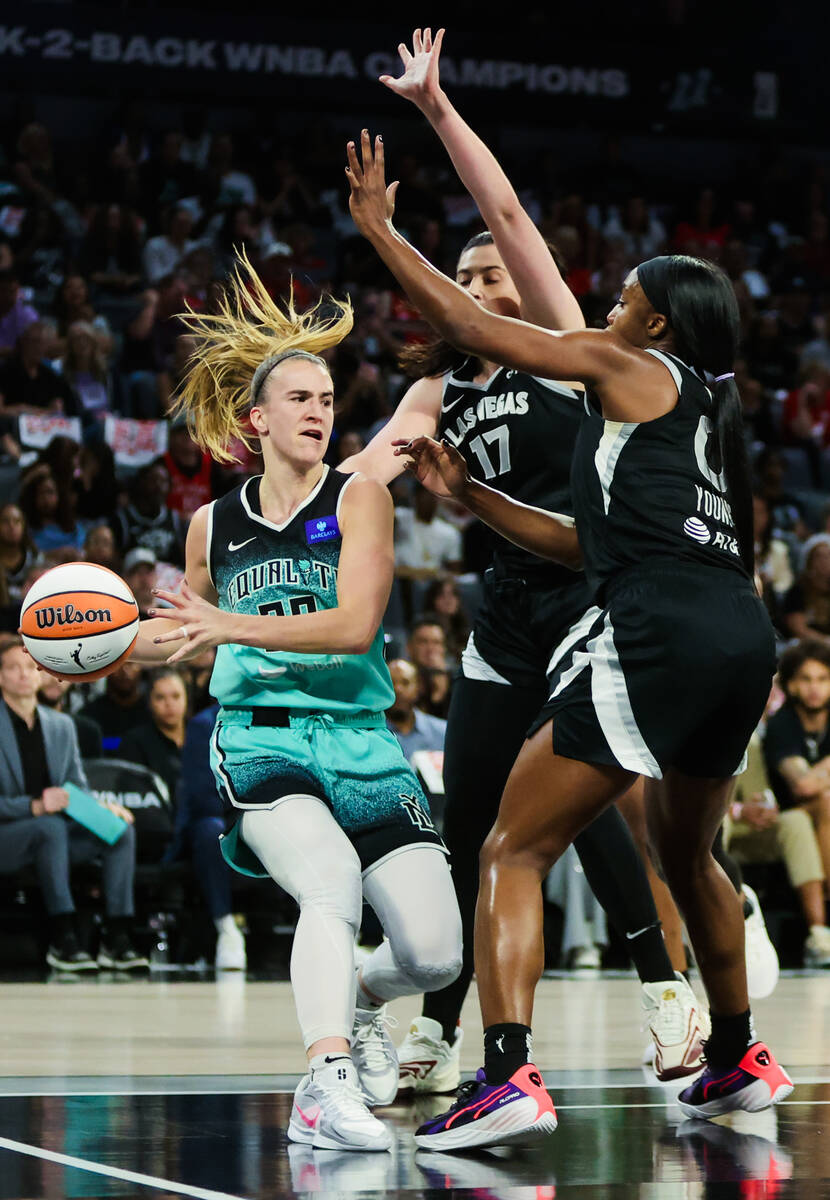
[148,581,232,664]
[346,130,398,237]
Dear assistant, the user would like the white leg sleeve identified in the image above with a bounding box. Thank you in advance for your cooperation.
[241,798,362,1049]
[360,846,463,1003]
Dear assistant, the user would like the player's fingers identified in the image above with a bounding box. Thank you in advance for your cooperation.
[360,128,373,170]
[151,587,185,607]
[424,28,432,51]
[413,28,422,54]
[434,28,445,56]
[375,134,384,177]
[398,42,412,66]
[345,140,363,181]
[152,626,187,644]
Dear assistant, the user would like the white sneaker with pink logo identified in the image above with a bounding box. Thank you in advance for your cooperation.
[288,1057,392,1151]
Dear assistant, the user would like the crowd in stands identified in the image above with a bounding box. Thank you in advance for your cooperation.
[1,105,830,972]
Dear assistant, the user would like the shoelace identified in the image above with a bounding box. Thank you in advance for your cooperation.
[443,1078,483,1113]
[353,1010,398,1069]
[653,992,687,1043]
[316,1076,377,1119]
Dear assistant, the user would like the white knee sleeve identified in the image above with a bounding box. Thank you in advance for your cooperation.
[241,798,362,1049]
[360,846,463,1002]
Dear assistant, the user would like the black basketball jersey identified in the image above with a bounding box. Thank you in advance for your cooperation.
[207,466,393,713]
[571,347,750,600]
[437,360,582,580]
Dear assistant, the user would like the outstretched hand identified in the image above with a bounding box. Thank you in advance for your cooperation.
[147,580,232,665]
[380,27,446,111]
[346,130,398,239]
[392,436,470,500]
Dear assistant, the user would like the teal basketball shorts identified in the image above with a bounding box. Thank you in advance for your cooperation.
[210,707,447,875]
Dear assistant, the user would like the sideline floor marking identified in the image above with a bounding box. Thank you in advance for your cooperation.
[0,1135,246,1200]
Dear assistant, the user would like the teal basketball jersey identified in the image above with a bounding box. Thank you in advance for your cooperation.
[207,467,394,714]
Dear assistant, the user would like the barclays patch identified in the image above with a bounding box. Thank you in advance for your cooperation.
[305,514,340,544]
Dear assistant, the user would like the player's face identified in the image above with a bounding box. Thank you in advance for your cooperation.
[788,660,830,713]
[605,271,665,347]
[255,359,334,466]
[456,244,522,319]
[0,646,41,702]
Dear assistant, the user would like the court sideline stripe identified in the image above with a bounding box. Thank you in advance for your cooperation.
[0,1135,246,1200]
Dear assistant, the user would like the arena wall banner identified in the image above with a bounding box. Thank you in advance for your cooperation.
[0,4,786,133]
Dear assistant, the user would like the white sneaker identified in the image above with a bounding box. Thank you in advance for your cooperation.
[215,924,246,971]
[568,944,601,969]
[742,884,779,998]
[642,973,706,1081]
[397,1016,463,1094]
[351,1005,399,1107]
[287,1143,396,1192]
[804,924,830,967]
[288,1058,392,1151]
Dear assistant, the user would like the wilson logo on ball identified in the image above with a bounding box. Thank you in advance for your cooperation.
[35,603,113,629]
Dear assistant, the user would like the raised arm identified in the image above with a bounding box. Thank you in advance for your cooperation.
[151,476,394,661]
[395,435,582,569]
[339,374,443,484]
[381,28,584,332]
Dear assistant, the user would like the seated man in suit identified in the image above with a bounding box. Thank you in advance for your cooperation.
[0,634,147,972]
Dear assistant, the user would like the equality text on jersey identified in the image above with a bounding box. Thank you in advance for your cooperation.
[226,557,336,608]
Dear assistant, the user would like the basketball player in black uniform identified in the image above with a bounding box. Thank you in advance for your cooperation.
[342,28,705,1090]
[346,130,792,1148]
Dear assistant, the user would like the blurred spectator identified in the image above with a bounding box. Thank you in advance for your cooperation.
[673,186,730,255]
[736,358,777,446]
[781,363,830,485]
[140,131,202,216]
[18,464,84,553]
[181,646,216,714]
[158,333,199,415]
[112,461,186,567]
[80,203,143,295]
[0,322,75,416]
[0,268,38,357]
[163,420,216,518]
[204,134,257,210]
[782,534,830,642]
[407,614,452,719]
[333,430,365,466]
[332,353,388,436]
[0,502,41,603]
[37,674,102,758]
[53,275,110,347]
[726,728,829,966]
[602,196,667,263]
[395,486,464,579]
[746,311,798,395]
[763,641,830,937]
[122,547,158,618]
[754,447,808,539]
[118,667,189,809]
[0,635,145,972]
[83,522,120,573]
[386,658,447,760]
[754,493,794,623]
[143,205,199,284]
[76,442,120,523]
[167,703,246,970]
[421,574,471,665]
[61,321,118,423]
[79,659,149,751]
[0,564,15,633]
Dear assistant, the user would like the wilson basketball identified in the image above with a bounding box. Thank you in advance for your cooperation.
[20,562,140,681]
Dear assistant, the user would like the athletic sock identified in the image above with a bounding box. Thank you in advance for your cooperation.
[309,1052,351,1073]
[626,921,676,983]
[705,1009,753,1069]
[483,1023,532,1084]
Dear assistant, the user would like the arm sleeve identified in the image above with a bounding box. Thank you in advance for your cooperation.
[0,792,37,820]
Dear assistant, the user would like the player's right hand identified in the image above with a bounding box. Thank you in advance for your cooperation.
[392,435,469,498]
[380,28,446,111]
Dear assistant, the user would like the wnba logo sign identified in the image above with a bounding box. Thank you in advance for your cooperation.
[35,603,113,629]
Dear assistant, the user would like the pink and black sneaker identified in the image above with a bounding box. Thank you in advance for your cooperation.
[414,1063,557,1152]
[677,1042,793,1120]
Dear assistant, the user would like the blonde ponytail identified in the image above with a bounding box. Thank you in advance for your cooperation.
[171,249,353,463]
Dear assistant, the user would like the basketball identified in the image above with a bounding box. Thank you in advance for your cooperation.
[19,561,141,681]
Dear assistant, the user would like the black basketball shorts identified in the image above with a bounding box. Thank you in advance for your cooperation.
[462,563,592,690]
[527,561,777,779]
